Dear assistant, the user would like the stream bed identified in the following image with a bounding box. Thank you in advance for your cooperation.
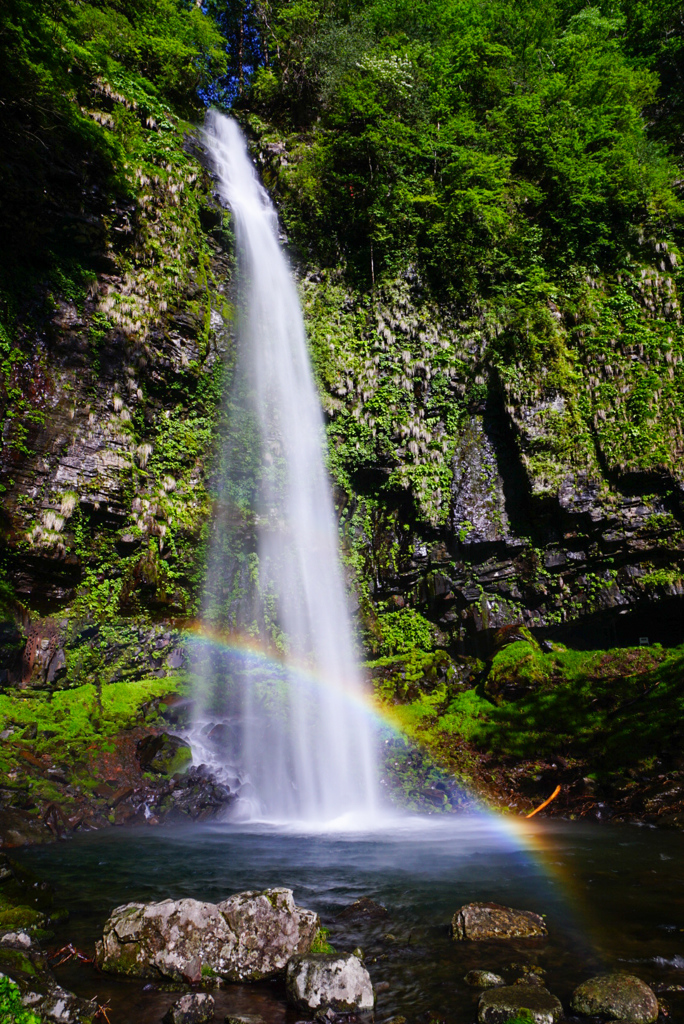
[17,815,684,1023]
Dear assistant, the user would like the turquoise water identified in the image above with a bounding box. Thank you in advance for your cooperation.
[18,816,684,1023]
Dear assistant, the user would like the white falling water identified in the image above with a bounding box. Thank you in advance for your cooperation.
[197,110,378,823]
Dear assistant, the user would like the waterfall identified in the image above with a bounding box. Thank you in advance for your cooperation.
[194,111,378,823]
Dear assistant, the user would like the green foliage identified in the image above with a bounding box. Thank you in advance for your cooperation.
[310,927,336,953]
[475,643,684,775]
[0,676,185,747]
[226,0,684,524]
[639,567,683,589]
[0,976,41,1024]
[372,607,434,655]
[240,0,682,294]
[151,411,215,478]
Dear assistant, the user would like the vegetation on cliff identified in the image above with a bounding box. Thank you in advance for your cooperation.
[372,632,684,822]
[1,0,684,835]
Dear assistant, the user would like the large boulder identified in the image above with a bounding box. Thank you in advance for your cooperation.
[452,902,547,941]
[286,953,375,1011]
[96,898,233,981]
[571,973,658,1023]
[218,887,319,981]
[478,984,563,1024]
[95,887,319,982]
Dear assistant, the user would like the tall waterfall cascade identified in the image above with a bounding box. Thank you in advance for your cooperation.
[195,110,378,823]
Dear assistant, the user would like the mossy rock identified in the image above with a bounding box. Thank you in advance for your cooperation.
[136,733,192,775]
[0,900,45,934]
[478,984,562,1023]
[571,973,658,1023]
[486,641,549,704]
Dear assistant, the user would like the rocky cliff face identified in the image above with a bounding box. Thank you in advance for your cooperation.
[286,184,684,659]
[0,80,233,691]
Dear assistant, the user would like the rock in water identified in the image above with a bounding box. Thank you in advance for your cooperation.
[452,902,547,941]
[286,953,375,1011]
[336,897,388,920]
[218,887,320,980]
[96,887,319,982]
[478,984,563,1024]
[163,993,215,1024]
[571,973,658,1023]
[96,898,233,981]
[465,970,506,988]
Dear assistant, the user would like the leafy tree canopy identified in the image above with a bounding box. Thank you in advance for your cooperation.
[215,0,683,293]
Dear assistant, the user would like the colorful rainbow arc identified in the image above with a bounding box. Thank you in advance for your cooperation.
[181,626,577,868]
[183,621,410,740]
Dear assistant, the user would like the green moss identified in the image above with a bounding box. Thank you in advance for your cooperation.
[310,927,336,954]
[0,947,37,979]
[0,675,186,751]
[372,637,684,795]
[486,640,549,696]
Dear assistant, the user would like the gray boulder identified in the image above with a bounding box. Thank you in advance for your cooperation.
[218,887,319,981]
[96,887,319,982]
[478,984,563,1024]
[452,902,547,941]
[163,993,215,1024]
[571,973,658,1023]
[286,953,375,1011]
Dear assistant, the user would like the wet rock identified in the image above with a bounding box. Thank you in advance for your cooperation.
[478,984,563,1023]
[571,972,658,1023]
[337,896,389,920]
[515,973,545,986]
[116,533,141,555]
[136,733,192,775]
[96,898,233,981]
[224,1016,266,1024]
[452,902,547,941]
[217,887,320,981]
[0,930,32,947]
[465,970,506,988]
[96,888,319,982]
[25,982,99,1024]
[162,993,215,1024]
[286,953,375,1011]
[0,929,97,1024]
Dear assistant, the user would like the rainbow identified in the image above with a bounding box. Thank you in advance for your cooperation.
[182,621,413,742]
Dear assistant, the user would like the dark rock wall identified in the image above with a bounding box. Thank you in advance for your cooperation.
[0,79,234,688]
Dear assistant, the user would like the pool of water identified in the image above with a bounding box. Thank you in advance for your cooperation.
[17,814,684,1023]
